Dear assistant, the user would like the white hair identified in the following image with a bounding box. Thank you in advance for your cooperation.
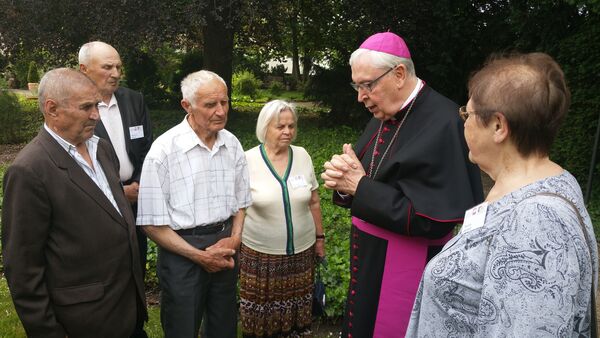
[255,100,298,143]
[349,48,416,77]
[180,70,227,103]
[78,41,114,65]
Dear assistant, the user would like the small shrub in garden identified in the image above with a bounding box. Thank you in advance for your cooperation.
[232,70,262,99]
[0,91,29,144]
[269,80,284,97]
[27,61,40,83]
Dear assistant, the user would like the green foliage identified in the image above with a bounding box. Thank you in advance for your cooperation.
[26,61,39,83]
[0,92,41,144]
[269,80,284,97]
[232,70,262,99]
[0,276,26,337]
[304,65,369,126]
[123,49,169,108]
[170,49,203,104]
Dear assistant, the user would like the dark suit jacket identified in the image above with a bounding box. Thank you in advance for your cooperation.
[1,128,146,338]
[94,86,153,183]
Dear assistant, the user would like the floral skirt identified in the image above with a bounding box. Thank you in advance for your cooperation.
[239,243,315,338]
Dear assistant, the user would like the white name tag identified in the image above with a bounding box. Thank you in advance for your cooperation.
[129,125,144,140]
[288,175,308,189]
[460,202,489,234]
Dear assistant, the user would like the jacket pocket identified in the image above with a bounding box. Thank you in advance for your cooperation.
[50,282,104,305]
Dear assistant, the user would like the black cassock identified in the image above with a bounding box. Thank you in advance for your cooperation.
[334,84,484,338]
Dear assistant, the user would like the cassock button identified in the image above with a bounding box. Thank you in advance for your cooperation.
[352,255,358,261]
[348,334,353,338]
[349,322,353,328]
[349,311,354,317]
[352,267,358,273]
[352,244,358,249]
[374,150,380,156]
[351,290,356,296]
[383,126,390,132]
[378,138,384,144]
[351,278,357,284]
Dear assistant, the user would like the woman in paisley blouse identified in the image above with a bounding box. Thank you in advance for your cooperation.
[406,52,598,337]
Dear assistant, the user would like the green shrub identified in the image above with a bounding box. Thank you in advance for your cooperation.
[0,91,40,144]
[232,70,262,99]
[170,49,203,103]
[269,80,284,97]
[26,61,40,83]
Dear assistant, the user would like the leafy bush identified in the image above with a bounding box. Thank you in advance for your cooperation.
[123,49,169,108]
[0,91,40,144]
[304,65,369,126]
[232,70,262,99]
[26,61,39,83]
[269,80,284,97]
[169,49,204,104]
[270,64,287,77]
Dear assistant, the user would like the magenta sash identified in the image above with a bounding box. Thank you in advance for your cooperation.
[352,216,452,337]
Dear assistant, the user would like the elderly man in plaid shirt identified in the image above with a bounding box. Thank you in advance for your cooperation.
[136,70,251,338]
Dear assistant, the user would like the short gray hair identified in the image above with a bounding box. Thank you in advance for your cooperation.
[255,100,298,143]
[349,48,416,78]
[38,68,95,113]
[78,41,113,65]
[180,70,227,103]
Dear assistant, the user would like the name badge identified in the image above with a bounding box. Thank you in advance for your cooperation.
[288,175,308,189]
[129,125,144,140]
[460,202,489,234]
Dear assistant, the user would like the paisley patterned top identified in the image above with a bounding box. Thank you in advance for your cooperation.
[406,171,598,337]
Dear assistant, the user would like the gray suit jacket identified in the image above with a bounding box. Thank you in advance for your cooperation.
[1,128,146,338]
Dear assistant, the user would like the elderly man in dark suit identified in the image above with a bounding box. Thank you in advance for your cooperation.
[1,68,146,338]
[78,41,153,338]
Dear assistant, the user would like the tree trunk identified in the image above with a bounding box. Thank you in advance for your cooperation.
[202,1,237,99]
[290,14,301,84]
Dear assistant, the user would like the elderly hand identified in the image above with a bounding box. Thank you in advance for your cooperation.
[207,236,241,252]
[191,247,236,273]
[315,239,325,258]
[321,144,365,195]
[123,182,139,203]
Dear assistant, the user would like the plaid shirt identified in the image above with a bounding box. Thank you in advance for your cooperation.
[136,116,252,230]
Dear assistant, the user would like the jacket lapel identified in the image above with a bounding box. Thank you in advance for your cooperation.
[39,129,128,228]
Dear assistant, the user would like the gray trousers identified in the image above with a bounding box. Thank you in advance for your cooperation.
[157,224,238,338]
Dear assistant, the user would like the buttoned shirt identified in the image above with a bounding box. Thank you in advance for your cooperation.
[98,94,135,182]
[136,116,252,229]
[44,124,121,214]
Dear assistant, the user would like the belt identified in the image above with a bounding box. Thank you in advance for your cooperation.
[175,218,231,236]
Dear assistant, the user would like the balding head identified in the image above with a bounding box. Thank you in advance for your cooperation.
[78,41,122,102]
[78,41,118,66]
[40,68,101,146]
[39,68,96,113]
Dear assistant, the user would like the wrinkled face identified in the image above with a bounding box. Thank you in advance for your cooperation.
[50,83,101,146]
[80,45,122,98]
[463,99,495,166]
[351,57,402,121]
[265,109,296,149]
[183,79,229,138]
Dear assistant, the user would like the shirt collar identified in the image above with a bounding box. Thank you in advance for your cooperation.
[98,94,118,108]
[44,123,99,153]
[177,115,226,153]
[400,78,423,111]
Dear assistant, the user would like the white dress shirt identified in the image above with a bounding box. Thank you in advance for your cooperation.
[136,116,252,229]
[98,94,135,182]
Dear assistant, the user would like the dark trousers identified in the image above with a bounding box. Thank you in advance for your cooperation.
[158,224,238,338]
[130,203,148,338]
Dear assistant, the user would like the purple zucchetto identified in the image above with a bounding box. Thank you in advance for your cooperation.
[359,32,411,59]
